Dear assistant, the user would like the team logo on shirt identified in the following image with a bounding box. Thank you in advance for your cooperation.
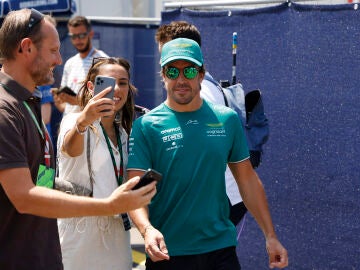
[161,127,183,143]
[206,122,224,128]
[161,127,184,151]
[166,141,183,151]
[206,122,226,137]
[186,120,199,125]
[162,132,183,142]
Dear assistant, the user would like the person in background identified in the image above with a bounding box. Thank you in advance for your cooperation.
[0,9,156,269]
[38,84,54,136]
[127,38,288,270]
[54,15,108,115]
[49,66,64,157]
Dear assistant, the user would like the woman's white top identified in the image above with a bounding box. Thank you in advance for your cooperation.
[57,112,132,270]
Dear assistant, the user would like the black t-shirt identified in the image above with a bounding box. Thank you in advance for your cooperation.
[0,73,62,269]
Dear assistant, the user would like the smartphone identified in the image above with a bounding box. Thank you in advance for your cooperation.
[54,86,76,96]
[132,168,162,190]
[93,75,116,100]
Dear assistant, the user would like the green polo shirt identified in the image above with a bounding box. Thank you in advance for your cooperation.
[128,100,249,256]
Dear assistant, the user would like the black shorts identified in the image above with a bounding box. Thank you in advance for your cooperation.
[145,246,240,270]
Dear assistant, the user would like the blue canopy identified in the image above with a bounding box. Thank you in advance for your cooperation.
[1,0,76,17]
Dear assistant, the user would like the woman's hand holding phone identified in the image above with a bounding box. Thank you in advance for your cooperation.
[77,76,117,127]
[93,75,116,101]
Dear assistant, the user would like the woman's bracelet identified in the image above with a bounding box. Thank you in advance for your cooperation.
[75,122,88,135]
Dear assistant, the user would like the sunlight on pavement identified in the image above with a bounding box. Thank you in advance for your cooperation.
[131,227,146,270]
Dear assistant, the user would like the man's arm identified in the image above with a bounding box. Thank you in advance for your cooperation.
[51,89,65,112]
[228,159,288,269]
[128,169,169,262]
[0,167,156,218]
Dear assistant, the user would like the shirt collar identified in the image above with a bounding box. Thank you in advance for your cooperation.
[0,72,34,101]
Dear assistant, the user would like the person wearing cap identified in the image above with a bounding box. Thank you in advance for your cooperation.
[127,37,288,270]
[0,9,156,269]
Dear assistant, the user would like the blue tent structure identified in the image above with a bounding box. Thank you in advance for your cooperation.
[161,3,360,269]
[0,0,76,17]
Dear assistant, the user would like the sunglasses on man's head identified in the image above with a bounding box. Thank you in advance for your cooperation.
[68,32,88,40]
[164,66,200,80]
[28,8,44,29]
[23,8,44,38]
[19,8,44,51]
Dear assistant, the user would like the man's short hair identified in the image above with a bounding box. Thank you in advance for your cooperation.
[155,21,202,47]
[0,8,49,62]
[67,15,91,31]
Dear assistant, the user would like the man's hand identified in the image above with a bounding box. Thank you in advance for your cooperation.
[266,236,288,268]
[57,92,78,105]
[143,226,170,262]
[51,88,65,112]
[107,176,157,214]
[77,86,115,126]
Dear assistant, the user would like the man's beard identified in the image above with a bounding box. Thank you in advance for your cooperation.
[77,38,91,54]
[33,71,54,86]
[31,57,54,86]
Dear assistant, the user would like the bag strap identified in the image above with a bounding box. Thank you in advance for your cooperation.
[204,73,229,107]
[218,84,229,107]
[55,129,94,196]
[87,129,94,196]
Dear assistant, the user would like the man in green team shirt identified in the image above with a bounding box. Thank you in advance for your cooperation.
[127,38,288,270]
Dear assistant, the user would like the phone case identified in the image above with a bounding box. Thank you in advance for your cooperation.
[57,86,76,96]
[132,169,162,190]
[93,75,116,100]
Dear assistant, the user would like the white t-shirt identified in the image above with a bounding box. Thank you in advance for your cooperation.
[61,48,108,115]
[200,72,243,205]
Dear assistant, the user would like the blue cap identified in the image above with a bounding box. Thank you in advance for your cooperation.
[161,38,203,67]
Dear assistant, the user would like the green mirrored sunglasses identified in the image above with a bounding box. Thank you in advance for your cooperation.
[165,66,199,80]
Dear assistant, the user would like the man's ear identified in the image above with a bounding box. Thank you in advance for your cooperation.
[18,38,33,54]
[88,29,95,39]
[198,70,205,83]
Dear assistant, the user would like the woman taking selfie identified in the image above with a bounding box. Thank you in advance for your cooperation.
[56,57,141,270]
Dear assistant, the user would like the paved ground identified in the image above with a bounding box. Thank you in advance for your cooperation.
[131,227,146,270]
